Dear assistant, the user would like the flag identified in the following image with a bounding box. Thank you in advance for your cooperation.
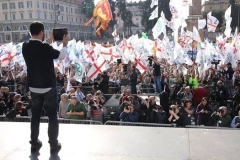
[87,55,108,80]
[83,0,112,36]
[149,6,158,20]
[193,26,201,42]
[150,0,158,8]
[198,19,206,30]
[207,12,219,32]
[224,5,232,37]
[152,17,166,39]
[74,58,85,83]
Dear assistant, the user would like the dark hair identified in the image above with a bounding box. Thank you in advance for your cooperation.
[14,101,24,111]
[29,21,44,36]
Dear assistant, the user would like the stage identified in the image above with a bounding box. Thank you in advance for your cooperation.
[0,122,239,160]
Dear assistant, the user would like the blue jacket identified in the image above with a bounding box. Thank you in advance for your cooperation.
[119,111,139,122]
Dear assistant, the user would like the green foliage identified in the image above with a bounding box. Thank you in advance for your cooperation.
[82,0,95,18]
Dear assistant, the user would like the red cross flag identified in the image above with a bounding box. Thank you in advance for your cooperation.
[135,58,148,74]
[87,55,108,80]
[101,46,112,61]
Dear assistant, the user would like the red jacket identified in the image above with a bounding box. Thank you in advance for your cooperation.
[193,87,207,105]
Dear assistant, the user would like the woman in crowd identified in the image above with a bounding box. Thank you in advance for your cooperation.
[168,105,182,126]
[196,97,212,126]
[6,101,27,118]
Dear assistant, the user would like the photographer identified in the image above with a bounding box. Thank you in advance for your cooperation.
[119,105,139,122]
[6,101,27,118]
[152,57,162,93]
[168,105,182,126]
[130,66,138,94]
[94,90,105,105]
[93,74,102,92]
[196,97,212,126]
[150,105,167,123]
[119,97,133,113]
[66,96,87,120]
[219,63,234,97]
[231,110,240,128]
[179,99,194,126]
[143,96,159,123]
[86,99,104,122]
[211,106,231,127]
[215,80,229,106]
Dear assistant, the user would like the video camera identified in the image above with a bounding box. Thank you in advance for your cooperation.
[53,28,68,41]
[88,100,97,110]
[147,56,154,66]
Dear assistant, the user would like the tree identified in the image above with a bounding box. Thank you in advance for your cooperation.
[229,0,240,30]
[139,0,172,32]
[108,0,117,32]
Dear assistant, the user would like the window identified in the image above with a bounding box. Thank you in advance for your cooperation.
[4,14,8,20]
[49,4,53,10]
[10,3,15,9]
[29,12,32,19]
[136,18,138,20]
[50,14,53,20]
[38,12,41,19]
[12,14,15,20]
[43,2,47,9]
[210,6,212,10]
[67,17,68,21]
[37,1,39,8]
[61,16,63,21]
[71,17,73,22]
[18,2,24,9]
[76,18,78,22]
[220,5,223,9]
[44,13,47,19]
[66,7,68,13]
[6,35,11,41]
[4,26,11,31]
[21,13,24,19]
[20,25,28,31]
[13,34,18,41]
[27,1,32,8]
[2,3,7,10]
[21,34,26,39]
[71,8,73,13]
[60,6,64,12]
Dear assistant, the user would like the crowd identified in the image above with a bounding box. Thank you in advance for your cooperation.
[1,56,240,129]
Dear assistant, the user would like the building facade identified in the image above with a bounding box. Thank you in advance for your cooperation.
[202,0,240,13]
[0,0,91,43]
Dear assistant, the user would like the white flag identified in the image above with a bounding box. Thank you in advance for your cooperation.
[150,0,158,8]
[152,17,166,39]
[198,19,206,30]
[149,6,158,20]
[74,58,85,83]
[193,26,201,42]
[207,12,219,32]
[224,6,232,37]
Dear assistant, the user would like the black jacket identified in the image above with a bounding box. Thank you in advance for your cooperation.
[130,71,137,85]
[22,40,60,88]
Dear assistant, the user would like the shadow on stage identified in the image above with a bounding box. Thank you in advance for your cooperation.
[29,152,61,160]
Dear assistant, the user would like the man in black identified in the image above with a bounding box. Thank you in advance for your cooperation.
[130,66,137,94]
[215,80,228,106]
[22,21,69,154]
[100,71,109,94]
[219,63,234,97]
[152,57,162,93]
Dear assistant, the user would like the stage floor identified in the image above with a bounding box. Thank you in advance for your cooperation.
[0,122,239,160]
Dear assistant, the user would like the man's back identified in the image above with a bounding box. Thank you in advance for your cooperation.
[22,40,59,88]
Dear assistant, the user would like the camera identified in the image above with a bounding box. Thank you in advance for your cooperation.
[217,108,224,114]
[53,28,68,41]
[88,100,97,110]
[147,56,154,66]
[153,105,161,110]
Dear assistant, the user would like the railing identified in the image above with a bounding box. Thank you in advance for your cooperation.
[0,116,239,130]
[0,116,103,125]
[104,121,176,127]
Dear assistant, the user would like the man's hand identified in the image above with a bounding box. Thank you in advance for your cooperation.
[62,34,69,47]
[169,110,174,115]
[66,112,72,116]
[200,109,204,113]
[124,108,130,113]
[235,123,240,127]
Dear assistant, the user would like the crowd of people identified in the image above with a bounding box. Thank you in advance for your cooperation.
[1,54,240,129]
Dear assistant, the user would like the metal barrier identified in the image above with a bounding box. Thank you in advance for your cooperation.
[185,125,238,130]
[0,116,103,125]
[104,121,176,128]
